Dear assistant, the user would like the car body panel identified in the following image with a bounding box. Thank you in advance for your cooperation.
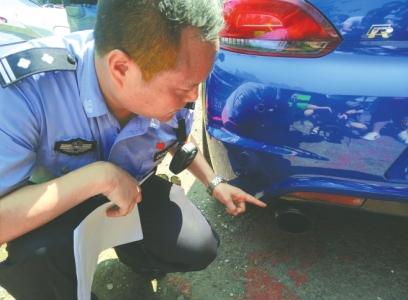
[309,0,408,56]
[0,22,54,53]
[0,22,53,43]
[308,0,408,41]
[0,0,69,36]
[204,0,408,213]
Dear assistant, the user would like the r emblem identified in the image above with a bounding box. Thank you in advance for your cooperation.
[367,24,393,39]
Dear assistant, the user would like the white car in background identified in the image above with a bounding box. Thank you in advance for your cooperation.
[0,0,69,36]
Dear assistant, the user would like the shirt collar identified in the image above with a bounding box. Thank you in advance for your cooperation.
[77,35,109,118]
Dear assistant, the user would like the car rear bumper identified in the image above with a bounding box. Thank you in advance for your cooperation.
[205,127,408,217]
[204,46,408,214]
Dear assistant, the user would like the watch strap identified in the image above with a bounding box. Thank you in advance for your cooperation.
[207,176,227,196]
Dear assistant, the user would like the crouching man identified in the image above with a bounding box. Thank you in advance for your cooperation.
[0,1,266,299]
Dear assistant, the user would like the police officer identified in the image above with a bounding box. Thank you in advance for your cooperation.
[0,0,267,299]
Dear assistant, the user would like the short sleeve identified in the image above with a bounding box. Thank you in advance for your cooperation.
[0,83,40,197]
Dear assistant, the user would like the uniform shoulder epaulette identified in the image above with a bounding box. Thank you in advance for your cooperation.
[0,47,77,88]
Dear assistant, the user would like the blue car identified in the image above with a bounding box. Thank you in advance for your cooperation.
[203,0,408,224]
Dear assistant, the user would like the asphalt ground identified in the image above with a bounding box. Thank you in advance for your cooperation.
[1,101,408,300]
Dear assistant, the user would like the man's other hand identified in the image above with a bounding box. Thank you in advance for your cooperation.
[102,163,142,217]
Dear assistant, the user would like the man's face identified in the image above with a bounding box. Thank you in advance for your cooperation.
[121,27,218,122]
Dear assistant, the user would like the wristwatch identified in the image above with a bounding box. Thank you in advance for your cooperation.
[207,175,227,196]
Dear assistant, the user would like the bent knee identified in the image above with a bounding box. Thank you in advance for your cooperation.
[191,245,218,271]
[178,230,219,271]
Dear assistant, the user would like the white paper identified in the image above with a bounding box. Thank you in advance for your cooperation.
[73,203,143,300]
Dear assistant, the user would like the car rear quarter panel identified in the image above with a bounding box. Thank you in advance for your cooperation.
[205,0,408,202]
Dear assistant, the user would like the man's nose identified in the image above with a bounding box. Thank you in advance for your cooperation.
[184,86,199,103]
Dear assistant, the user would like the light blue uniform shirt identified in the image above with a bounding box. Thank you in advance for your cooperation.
[0,31,194,197]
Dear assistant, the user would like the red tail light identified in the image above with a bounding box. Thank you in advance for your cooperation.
[221,0,341,57]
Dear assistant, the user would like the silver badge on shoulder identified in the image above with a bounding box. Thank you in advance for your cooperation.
[17,58,31,69]
[54,138,96,155]
[41,53,54,64]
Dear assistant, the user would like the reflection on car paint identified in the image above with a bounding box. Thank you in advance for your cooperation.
[313,0,408,55]
[205,0,408,210]
[220,82,407,146]
[209,81,408,181]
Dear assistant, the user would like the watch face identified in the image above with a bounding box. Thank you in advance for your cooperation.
[213,176,224,186]
[207,176,227,195]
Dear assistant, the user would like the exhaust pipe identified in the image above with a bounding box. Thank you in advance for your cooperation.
[274,207,312,233]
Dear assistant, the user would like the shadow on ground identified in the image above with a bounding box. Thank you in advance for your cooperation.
[91,179,408,300]
[91,178,408,300]
[92,258,192,300]
[2,179,408,300]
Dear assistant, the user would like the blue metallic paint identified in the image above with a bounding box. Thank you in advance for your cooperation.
[308,0,408,42]
[205,0,408,209]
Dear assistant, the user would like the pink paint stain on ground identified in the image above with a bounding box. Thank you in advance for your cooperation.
[287,270,308,288]
[247,244,326,290]
[244,267,298,300]
[247,251,291,267]
[166,275,192,296]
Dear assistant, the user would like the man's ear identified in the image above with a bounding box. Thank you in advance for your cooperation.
[107,49,135,88]
[107,50,144,88]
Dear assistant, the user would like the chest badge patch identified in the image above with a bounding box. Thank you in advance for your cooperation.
[54,138,96,155]
[153,141,177,162]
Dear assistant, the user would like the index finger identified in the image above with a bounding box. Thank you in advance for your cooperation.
[242,194,267,208]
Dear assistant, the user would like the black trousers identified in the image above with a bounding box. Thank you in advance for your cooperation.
[0,175,219,300]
